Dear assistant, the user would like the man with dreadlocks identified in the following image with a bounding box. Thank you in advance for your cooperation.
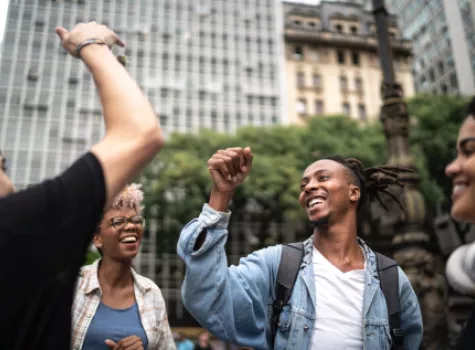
[177,147,423,349]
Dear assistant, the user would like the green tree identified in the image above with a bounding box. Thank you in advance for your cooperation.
[85,249,100,265]
[408,94,470,213]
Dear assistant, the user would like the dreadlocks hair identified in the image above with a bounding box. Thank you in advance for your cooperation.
[467,96,475,118]
[323,156,415,213]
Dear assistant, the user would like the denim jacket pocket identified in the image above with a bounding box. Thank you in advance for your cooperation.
[277,305,292,331]
[365,317,392,350]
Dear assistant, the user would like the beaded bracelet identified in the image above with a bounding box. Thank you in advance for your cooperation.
[75,38,107,58]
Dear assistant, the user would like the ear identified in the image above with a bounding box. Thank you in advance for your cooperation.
[349,184,360,203]
[93,234,103,250]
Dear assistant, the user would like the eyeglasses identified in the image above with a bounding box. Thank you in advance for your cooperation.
[109,215,145,230]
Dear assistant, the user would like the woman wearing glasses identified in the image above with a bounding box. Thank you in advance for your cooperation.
[71,184,175,350]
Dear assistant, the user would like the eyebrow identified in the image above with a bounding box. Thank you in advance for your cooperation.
[301,169,330,182]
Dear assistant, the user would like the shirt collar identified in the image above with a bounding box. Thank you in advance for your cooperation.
[80,258,153,295]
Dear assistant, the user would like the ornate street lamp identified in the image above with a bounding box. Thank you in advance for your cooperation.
[371,1,447,348]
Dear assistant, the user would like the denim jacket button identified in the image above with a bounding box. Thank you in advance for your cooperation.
[304,325,309,331]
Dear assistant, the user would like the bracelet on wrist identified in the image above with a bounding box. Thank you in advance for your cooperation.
[75,38,107,58]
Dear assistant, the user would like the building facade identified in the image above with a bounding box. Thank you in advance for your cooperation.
[0,0,285,191]
[386,0,475,96]
[283,1,414,124]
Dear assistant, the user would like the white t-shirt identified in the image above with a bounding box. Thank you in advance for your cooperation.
[310,247,366,349]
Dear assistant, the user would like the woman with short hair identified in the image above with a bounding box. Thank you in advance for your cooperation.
[72,184,175,350]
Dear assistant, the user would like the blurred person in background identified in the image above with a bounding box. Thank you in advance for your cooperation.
[177,147,422,349]
[72,184,175,350]
[0,150,15,196]
[194,331,213,350]
[0,21,164,349]
[175,332,194,350]
[445,97,475,350]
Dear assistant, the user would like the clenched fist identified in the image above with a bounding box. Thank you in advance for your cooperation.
[55,22,125,58]
[208,147,254,194]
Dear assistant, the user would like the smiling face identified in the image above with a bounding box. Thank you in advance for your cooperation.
[298,159,360,224]
[93,207,144,262]
[445,116,475,223]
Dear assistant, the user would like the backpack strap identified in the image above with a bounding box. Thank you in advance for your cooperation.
[271,242,304,344]
[376,252,405,350]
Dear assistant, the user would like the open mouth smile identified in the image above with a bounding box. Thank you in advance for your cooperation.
[119,235,139,244]
[306,195,327,209]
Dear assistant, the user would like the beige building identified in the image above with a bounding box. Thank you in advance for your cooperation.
[283,1,414,124]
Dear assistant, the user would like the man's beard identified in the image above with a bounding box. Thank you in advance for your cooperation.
[310,215,329,227]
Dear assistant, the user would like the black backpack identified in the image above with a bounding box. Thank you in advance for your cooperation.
[270,243,405,349]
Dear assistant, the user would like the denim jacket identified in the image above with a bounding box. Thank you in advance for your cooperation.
[178,204,423,350]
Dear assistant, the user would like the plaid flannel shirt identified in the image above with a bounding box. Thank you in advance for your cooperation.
[71,259,176,350]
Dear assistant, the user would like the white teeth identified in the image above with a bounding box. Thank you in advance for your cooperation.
[308,198,325,207]
[453,184,467,196]
[120,236,137,243]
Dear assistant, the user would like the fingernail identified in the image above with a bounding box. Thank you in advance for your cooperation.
[227,175,232,181]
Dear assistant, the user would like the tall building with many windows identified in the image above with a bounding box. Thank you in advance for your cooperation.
[386,0,475,95]
[0,0,285,191]
[283,1,414,124]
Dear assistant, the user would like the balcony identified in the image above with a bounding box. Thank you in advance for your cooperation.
[284,25,412,56]
[297,83,322,93]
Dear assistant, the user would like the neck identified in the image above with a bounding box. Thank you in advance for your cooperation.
[312,213,362,266]
[98,256,133,289]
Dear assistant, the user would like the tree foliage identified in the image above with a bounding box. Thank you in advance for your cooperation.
[408,94,470,213]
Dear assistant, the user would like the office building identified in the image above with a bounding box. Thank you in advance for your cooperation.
[386,0,475,95]
[283,0,414,124]
[0,0,285,191]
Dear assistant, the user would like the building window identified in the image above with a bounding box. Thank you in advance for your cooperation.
[438,60,445,75]
[355,77,363,91]
[297,72,305,88]
[342,103,350,116]
[335,24,343,33]
[315,100,324,115]
[450,73,458,88]
[352,52,360,66]
[441,84,448,94]
[297,98,307,115]
[429,68,435,82]
[340,76,348,91]
[312,74,321,88]
[358,104,366,121]
[294,46,303,60]
[350,26,358,35]
[337,50,345,64]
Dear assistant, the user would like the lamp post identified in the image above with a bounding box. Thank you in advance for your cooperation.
[371,1,447,348]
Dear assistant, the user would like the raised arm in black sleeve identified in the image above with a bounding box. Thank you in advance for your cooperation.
[0,152,106,350]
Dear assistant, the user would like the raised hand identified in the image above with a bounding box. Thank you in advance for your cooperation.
[55,22,125,58]
[105,335,144,350]
[207,147,254,194]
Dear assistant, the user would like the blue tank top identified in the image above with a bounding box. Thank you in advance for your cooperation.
[82,302,148,350]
